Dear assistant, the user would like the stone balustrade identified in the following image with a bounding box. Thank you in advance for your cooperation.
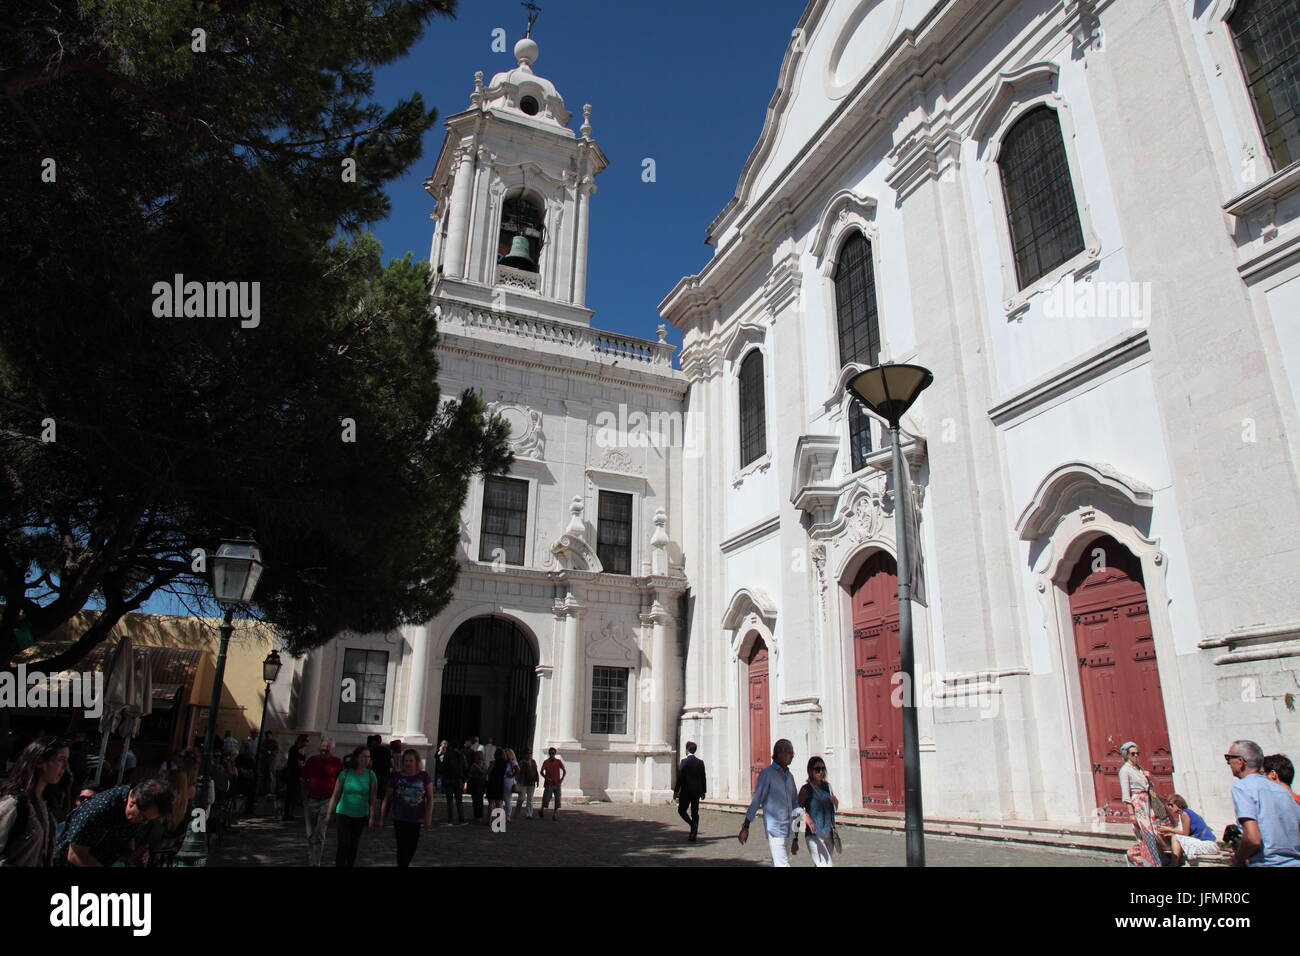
[438,302,677,369]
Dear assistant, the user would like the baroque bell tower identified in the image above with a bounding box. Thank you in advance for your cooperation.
[425,30,607,326]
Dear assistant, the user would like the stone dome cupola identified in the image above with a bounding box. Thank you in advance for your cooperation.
[478,37,572,130]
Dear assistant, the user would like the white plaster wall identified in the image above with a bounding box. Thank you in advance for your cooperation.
[1265,276,1300,428]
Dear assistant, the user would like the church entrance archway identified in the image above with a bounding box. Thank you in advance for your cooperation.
[437,616,538,752]
[1068,535,1173,819]
[852,551,903,807]
[745,638,771,794]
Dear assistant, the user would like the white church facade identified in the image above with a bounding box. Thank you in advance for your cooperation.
[664,0,1300,827]
[293,0,1300,823]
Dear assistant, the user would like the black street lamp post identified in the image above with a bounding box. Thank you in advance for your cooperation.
[249,649,283,816]
[176,538,264,866]
[846,363,933,868]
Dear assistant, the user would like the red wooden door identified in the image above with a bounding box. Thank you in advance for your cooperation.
[1069,535,1174,819]
[852,552,903,807]
[746,641,770,794]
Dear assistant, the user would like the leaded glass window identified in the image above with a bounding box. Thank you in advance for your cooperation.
[1229,0,1300,169]
[597,491,633,575]
[834,232,881,369]
[999,107,1086,288]
[339,649,388,724]
[849,400,873,472]
[591,666,629,734]
[479,476,528,565]
[738,350,767,467]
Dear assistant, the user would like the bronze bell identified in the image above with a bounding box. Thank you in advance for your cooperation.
[501,235,535,270]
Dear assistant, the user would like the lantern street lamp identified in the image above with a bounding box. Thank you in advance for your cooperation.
[248,649,283,816]
[846,363,933,867]
[177,537,264,866]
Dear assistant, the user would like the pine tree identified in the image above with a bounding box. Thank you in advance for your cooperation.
[0,0,513,667]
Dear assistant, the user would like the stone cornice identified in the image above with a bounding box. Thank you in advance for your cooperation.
[988,329,1150,428]
[459,560,687,592]
[1198,620,1300,665]
[719,514,782,554]
[664,0,1102,322]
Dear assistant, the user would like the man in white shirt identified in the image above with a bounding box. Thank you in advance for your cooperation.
[482,737,497,766]
[738,739,799,866]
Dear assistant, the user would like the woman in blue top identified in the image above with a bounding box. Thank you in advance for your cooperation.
[1158,793,1222,866]
[325,745,377,867]
[798,756,839,868]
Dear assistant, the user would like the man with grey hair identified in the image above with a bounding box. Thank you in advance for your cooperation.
[1225,739,1300,866]
[301,737,343,866]
[739,739,800,866]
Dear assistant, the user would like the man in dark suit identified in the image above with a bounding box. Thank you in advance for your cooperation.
[674,741,707,842]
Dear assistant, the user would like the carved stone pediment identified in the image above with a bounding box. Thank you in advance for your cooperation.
[489,401,545,459]
[547,532,603,573]
[586,617,638,663]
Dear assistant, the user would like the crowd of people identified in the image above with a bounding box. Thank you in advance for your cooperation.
[1119,738,1300,867]
[5,724,1297,868]
[291,734,567,867]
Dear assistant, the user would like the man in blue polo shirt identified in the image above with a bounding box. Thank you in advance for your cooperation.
[1226,738,1300,866]
[738,739,799,866]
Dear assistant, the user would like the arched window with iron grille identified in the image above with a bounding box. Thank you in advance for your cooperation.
[834,232,881,370]
[849,399,873,473]
[738,349,767,468]
[1228,0,1300,170]
[998,106,1085,289]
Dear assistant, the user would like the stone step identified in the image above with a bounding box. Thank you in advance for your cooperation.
[701,800,1133,856]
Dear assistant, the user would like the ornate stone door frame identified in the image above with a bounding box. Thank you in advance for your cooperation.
[724,588,779,799]
[1017,461,1193,821]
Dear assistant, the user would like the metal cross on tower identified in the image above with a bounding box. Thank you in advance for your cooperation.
[521,2,541,37]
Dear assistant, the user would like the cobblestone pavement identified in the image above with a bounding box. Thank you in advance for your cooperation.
[209,800,1122,867]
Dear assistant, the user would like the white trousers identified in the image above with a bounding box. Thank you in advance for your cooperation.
[806,833,834,867]
[767,834,793,867]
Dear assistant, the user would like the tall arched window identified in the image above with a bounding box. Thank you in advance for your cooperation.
[834,232,881,370]
[738,350,766,468]
[999,106,1085,288]
[498,193,545,273]
[849,399,873,472]
[1228,0,1300,169]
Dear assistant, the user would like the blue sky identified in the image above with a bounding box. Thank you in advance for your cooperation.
[369,0,801,349]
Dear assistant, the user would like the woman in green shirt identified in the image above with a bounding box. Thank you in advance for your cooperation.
[325,745,377,867]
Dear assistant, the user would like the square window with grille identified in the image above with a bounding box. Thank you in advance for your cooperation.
[999,106,1086,289]
[339,649,388,725]
[1230,0,1300,170]
[590,666,629,734]
[479,476,528,565]
[849,400,873,472]
[597,491,633,575]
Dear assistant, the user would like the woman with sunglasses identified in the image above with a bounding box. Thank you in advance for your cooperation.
[798,756,839,867]
[1119,741,1167,866]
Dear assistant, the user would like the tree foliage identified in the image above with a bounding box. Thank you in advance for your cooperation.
[0,0,512,667]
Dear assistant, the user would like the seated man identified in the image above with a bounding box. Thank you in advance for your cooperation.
[1156,794,1221,865]
[55,779,174,867]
